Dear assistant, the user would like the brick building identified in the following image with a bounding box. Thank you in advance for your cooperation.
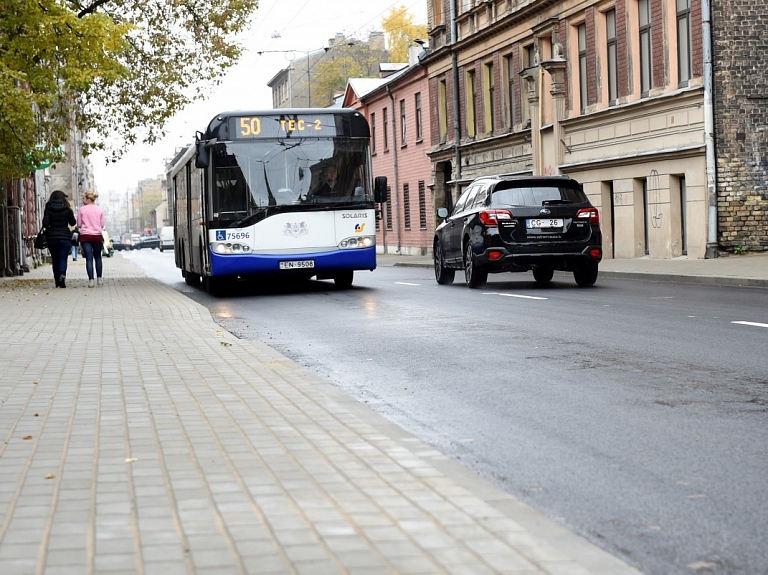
[712,0,768,252]
[422,0,766,258]
[343,48,435,256]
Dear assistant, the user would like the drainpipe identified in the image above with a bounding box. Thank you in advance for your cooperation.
[702,0,718,258]
[450,0,461,187]
[386,85,402,252]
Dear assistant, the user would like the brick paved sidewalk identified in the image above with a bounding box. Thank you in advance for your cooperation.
[0,256,644,575]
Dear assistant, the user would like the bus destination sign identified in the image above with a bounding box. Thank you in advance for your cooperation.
[232,115,336,139]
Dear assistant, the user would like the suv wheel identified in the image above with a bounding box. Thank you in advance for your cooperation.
[533,267,554,284]
[434,240,455,285]
[573,261,599,287]
[464,244,488,288]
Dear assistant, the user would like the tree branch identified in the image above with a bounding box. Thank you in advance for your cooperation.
[76,0,112,18]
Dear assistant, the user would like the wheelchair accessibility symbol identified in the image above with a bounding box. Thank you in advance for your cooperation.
[216,230,226,241]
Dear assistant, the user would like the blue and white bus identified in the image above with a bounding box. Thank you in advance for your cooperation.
[169,108,387,294]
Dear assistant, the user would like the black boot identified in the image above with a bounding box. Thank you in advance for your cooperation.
[59,275,66,288]
[55,276,61,288]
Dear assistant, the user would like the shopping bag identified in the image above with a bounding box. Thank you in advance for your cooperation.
[34,228,47,250]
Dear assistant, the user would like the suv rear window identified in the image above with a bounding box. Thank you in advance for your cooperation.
[491,183,588,206]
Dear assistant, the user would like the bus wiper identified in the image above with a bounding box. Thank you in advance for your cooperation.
[263,164,276,206]
[231,211,265,228]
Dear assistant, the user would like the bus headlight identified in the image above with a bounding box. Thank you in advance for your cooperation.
[338,235,375,249]
[212,242,251,254]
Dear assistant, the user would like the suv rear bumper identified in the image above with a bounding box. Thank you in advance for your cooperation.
[476,244,602,272]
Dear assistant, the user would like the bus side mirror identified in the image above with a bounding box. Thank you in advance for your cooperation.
[195,141,210,169]
[373,176,388,203]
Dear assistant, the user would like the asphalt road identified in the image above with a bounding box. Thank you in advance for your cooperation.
[127,249,768,575]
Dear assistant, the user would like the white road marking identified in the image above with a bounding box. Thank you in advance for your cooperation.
[486,292,548,300]
[732,321,768,329]
[395,282,420,286]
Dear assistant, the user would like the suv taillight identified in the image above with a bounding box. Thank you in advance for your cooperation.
[576,208,600,224]
[479,209,513,225]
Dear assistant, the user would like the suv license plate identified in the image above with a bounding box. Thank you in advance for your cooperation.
[526,218,563,229]
[279,260,315,270]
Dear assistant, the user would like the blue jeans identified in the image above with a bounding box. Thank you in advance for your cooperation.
[81,241,103,280]
[71,244,78,260]
[48,239,71,281]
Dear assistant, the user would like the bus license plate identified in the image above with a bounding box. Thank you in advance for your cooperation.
[279,260,315,270]
[526,218,563,229]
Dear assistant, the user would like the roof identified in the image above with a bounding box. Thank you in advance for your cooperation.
[379,63,408,73]
[346,78,389,99]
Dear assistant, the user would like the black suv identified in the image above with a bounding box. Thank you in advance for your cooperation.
[433,175,602,288]
[135,235,160,250]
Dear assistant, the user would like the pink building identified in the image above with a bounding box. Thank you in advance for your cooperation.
[343,48,435,256]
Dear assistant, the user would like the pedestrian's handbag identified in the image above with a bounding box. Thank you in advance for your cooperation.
[34,228,47,250]
[71,228,79,246]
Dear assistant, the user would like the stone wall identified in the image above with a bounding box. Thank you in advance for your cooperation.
[713,0,768,252]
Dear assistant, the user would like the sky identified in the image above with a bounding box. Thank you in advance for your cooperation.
[91,0,428,201]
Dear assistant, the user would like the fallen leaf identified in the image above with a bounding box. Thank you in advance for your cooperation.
[34,413,39,417]
[32,381,39,385]
[125,458,137,463]
[220,341,231,346]
[23,436,33,440]
[45,474,55,479]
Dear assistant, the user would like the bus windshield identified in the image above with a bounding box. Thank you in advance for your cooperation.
[211,138,372,224]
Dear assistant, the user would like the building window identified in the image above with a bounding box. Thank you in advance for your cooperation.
[432,0,443,27]
[578,23,588,111]
[418,181,427,229]
[400,99,407,145]
[438,79,448,141]
[415,93,423,141]
[639,0,652,95]
[371,112,376,153]
[483,61,495,134]
[383,107,389,150]
[505,54,516,128]
[606,9,618,104]
[385,187,393,230]
[677,0,692,85]
[403,183,411,230]
[521,45,535,126]
[466,69,477,137]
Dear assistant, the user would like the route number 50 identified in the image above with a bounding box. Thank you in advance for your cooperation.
[239,117,262,137]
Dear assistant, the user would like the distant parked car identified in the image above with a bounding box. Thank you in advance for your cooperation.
[159,226,174,252]
[112,239,131,251]
[135,235,160,250]
[433,174,603,288]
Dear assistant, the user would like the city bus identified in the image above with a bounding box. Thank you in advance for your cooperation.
[169,108,387,295]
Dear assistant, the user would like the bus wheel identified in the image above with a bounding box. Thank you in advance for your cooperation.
[204,276,226,296]
[184,272,200,287]
[333,271,354,288]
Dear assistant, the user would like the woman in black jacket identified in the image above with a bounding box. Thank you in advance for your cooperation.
[42,190,76,288]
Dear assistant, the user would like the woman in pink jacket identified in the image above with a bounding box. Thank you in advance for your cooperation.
[77,191,106,288]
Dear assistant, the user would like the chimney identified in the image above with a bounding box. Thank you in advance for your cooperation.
[328,33,346,47]
[369,31,385,52]
[408,45,423,66]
